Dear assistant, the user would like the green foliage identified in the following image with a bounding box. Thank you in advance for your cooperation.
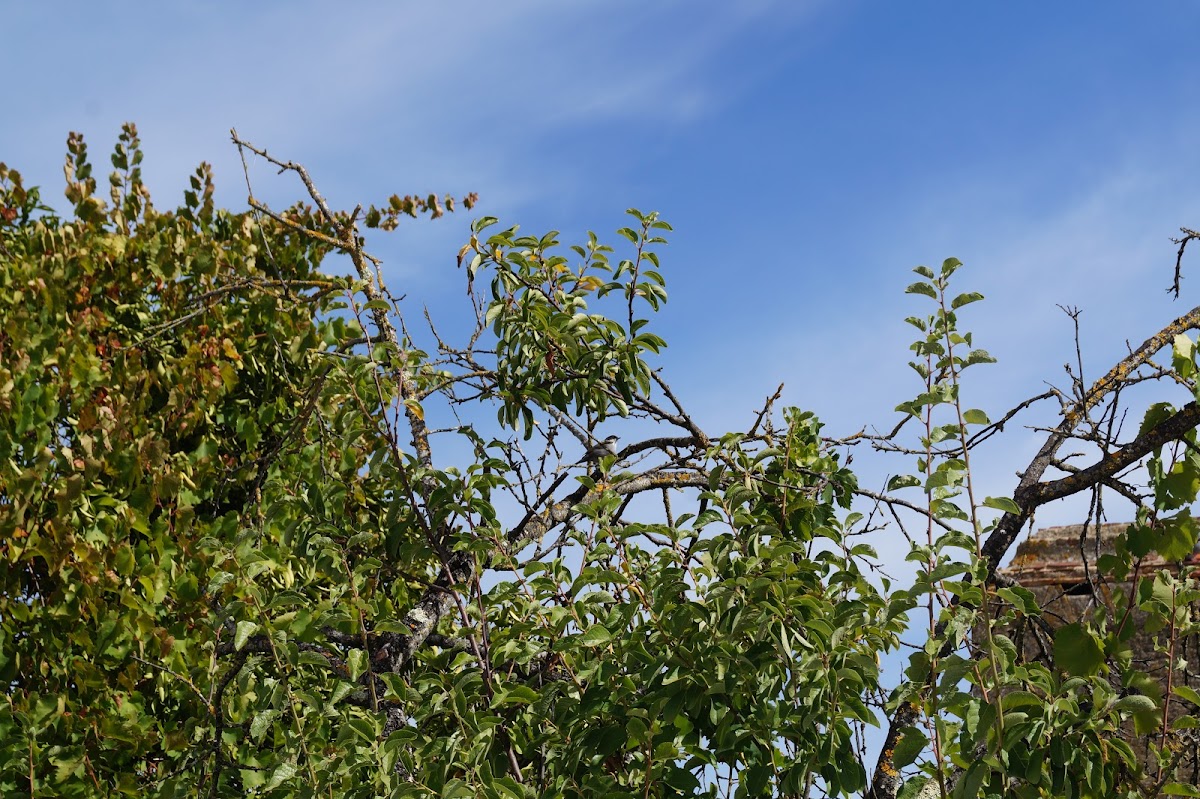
[0,125,366,797]
[886,261,1200,798]
[5,127,1200,799]
[462,211,669,433]
[0,129,906,798]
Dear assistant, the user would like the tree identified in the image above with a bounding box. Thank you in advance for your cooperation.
[2,126,1200,799]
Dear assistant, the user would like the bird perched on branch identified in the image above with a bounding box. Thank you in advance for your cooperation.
[583,435,620,464]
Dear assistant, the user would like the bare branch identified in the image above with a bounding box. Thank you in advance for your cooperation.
[1169,227,1200,299]
[1024,402,1200,506]
[853,488,955,533]
[749,383,784,438]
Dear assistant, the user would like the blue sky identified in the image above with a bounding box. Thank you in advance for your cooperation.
[4,9,1197,520]
[8,0,1200,782]
[11,3,1200,532]
[9,2,1199,532]
[8,0,1200,542]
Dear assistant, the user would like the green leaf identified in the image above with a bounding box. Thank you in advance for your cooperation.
[1054,623,1103,676]
[1113,694,1160,734]
[905,281,937,299]
[940,257,962,277]
[578,625,613,646]
[981,496,1020,515]
[887,474,921,491]
[53,752,85,783]
[897,778,931,799]
[1112,694,1157,715]
[347,648,367,682]
[234,621,258,651]
[996,585,1041,616]
[265,761,297,791]
[891,725,926,769]
[1157,512,1198,560]
[1127,523,1155,557]
[250,710,276,743]
[1173,333,1196,379]
[1139,401,1176,438]
[1173,684,1200,709]
[1000,690,1042,710]
[962,408,989,425]
[950,291,984,310]
[742,764,772,796]
[964,349,996,366]
[492,685,539,707]
[953,760,987,799]
[591,725,626,761]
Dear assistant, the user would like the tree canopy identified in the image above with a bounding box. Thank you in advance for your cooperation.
[5,126,1200,798]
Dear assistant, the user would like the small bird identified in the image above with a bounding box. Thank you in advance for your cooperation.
[583,435,620,464]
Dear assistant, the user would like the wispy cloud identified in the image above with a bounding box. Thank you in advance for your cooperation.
[3,1,831,303]
[4,2,822,194]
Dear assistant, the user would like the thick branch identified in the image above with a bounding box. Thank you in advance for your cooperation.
[507,470,708,552]
[1021,402,1200,506]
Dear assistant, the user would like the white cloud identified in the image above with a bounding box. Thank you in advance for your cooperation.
[2,0,832,304]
